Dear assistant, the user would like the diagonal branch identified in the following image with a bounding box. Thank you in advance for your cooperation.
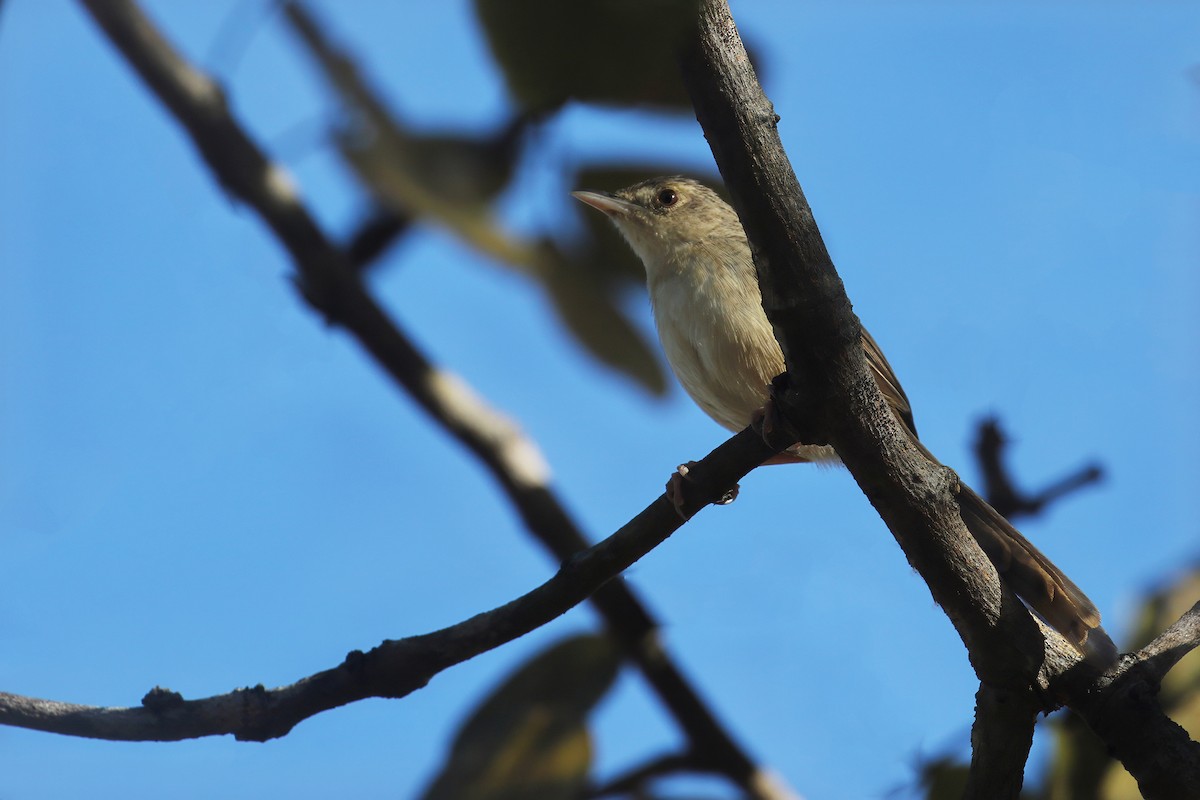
[1065,600,1200,796]
[0,426,769,742]
[71,1,794,797]
[678,0,1200,794]
[679,0,1056,693]
[1129,600,1200,686]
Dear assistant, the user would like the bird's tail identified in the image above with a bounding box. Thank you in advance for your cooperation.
[957,483,1117,665]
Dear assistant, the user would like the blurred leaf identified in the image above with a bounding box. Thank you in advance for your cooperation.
[540,243,667,396]
[1042,712,1108,800]
[336,117,528,221]
[420,634,622,800]
[337,130,534,264]
[285,3,668,393]
[342,131,670,394]
[918,756,970,800]
[285,1,525,216]
[473,0,700,112]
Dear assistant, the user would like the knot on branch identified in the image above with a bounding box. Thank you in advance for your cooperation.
[291,272,352,327]
[666,462,740,520]
[141,686,185,712]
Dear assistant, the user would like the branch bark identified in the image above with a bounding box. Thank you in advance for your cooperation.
[678,0,1199,795]
[679,0,1050,695]
[964,684,1037,800]
[57,2,796,797]
[0,426,773,742]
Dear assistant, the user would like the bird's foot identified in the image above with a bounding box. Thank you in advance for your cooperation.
[752,373,821,456]
[751,395,800,453]
[666,462,739,520]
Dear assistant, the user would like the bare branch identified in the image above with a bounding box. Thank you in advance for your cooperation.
[0,426,773,742]
[678,0,1199,793]
[1069,662,1200,796]
[964,684,1037,800]
[587,752,707,798]
[1130,601,1200,687]
[678,0,1060,692]
[1062,601,1200,795]
[344,205,413,272]
[973,416,1103,521]
[68,2,793,796]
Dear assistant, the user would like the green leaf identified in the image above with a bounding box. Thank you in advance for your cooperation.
[420,634,622,800]
[473,0,701,112]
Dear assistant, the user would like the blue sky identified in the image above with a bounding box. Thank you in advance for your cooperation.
[2,2,1198,798]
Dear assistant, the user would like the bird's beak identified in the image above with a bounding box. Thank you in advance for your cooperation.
[571,190,640,218]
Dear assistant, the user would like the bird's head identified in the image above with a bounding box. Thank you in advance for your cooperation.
[572,176,740,271]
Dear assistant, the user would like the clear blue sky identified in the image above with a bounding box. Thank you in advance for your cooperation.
[2,2,1197,798]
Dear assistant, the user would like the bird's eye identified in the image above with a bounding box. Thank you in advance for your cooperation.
[656,188,678,207]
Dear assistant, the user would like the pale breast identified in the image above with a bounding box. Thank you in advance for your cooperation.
[650,249,784,433]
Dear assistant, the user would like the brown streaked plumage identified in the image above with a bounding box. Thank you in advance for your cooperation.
[573,176,1115,663]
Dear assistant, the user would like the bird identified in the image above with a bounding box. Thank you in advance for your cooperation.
[573,175,1115,663]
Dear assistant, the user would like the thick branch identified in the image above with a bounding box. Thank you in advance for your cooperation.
[1066,600,1200,797]
[679,0,1050,691]
[964,684,1037,799]
[71,2,791,796]
[678,0,1199,793]
[1053,602,1200,796]
[0,428,774,742]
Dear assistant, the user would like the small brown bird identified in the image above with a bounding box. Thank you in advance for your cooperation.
[574,176,1115,663]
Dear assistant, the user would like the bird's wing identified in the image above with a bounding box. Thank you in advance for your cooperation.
[861,328,917,436]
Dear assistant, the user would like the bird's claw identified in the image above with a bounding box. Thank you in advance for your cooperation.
[753,377,811,453]
[666,462,739,520]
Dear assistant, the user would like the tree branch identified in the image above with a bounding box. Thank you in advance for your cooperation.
[1132,600,1200,684]
[679,0,1054,694]
[1067,602,1200,797]
[68,2,795,797]
[678,0,1199,794]
[964,684,1037,799]
[587,751,707,798]
[973,416,1103,522]
[0,426,774,742]
[343,205,413,272]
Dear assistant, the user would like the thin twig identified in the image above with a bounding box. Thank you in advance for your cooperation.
[1130,601,1200,685]
[344,205,412,272]
[587,751,708,798]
